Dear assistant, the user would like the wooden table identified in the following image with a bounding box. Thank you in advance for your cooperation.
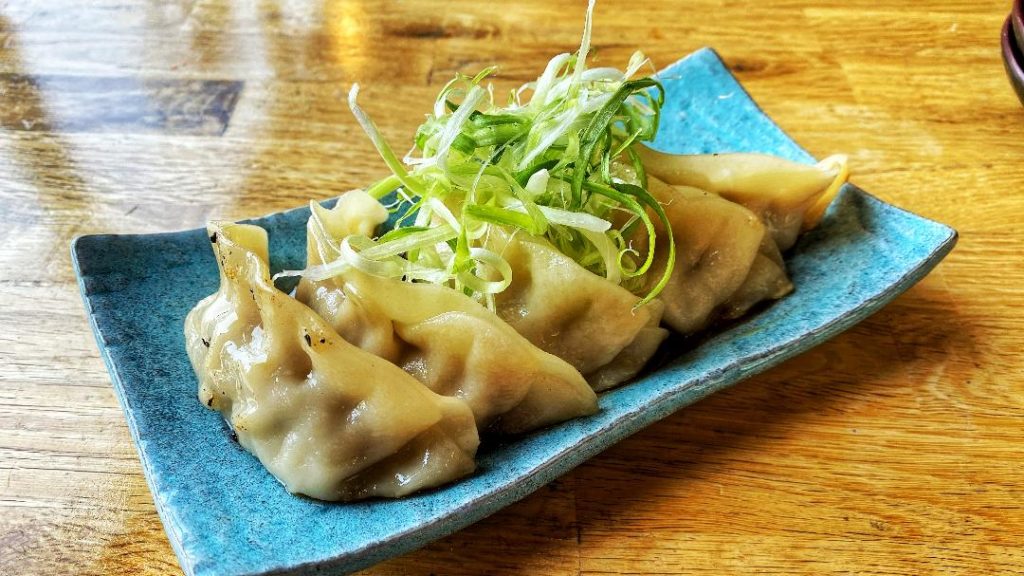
[2,1,1022,574]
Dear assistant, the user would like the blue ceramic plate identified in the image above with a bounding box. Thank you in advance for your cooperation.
[73,48,956,576]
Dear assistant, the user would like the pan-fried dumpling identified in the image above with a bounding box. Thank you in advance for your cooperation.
[636,148,848,250]
[642,177,793,334]
[297,192,598,434]
[184,222,479,501]
[487,228,668,392]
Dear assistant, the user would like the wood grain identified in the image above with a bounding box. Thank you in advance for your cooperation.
[2,0,1022,574]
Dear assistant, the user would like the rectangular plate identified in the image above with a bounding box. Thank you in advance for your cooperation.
[73,48,957,576]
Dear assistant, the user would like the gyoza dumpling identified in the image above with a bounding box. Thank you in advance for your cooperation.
[184,222,479,501]
[297,192,598,435]
[641,177,793,334]
[486,228,668,392]
[637,147,848,250]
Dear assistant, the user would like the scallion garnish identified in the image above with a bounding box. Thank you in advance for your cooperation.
[288,0,674,308]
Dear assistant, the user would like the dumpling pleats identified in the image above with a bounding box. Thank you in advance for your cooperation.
[487,228,668,392]
[297,191,598,435]
[642,177,793,334]
[185,222,478,501]
[636,148,848,250]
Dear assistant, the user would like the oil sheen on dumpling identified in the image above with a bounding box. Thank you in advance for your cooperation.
[184,222,479,501]
[642,177,793,334]
[296,192,598,435]
[636,148,848,250]
[487,228,668,392]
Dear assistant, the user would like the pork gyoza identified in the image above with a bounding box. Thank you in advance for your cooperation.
[297,192,598,435]
[185,223,478,501]
[184,159,846,501]
[183,2,849,501]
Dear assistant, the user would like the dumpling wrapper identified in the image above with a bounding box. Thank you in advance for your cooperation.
[297,191,598,435]
[636,147,849,250]
[185,222,479,501]
[486,228,668,392]
[642,177,793,334]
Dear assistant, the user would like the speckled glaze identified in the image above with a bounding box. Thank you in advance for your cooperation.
[72,48,957,576]
[1003,16,1024,107]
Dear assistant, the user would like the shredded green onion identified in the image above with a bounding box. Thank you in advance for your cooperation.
[291,0,674,309]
